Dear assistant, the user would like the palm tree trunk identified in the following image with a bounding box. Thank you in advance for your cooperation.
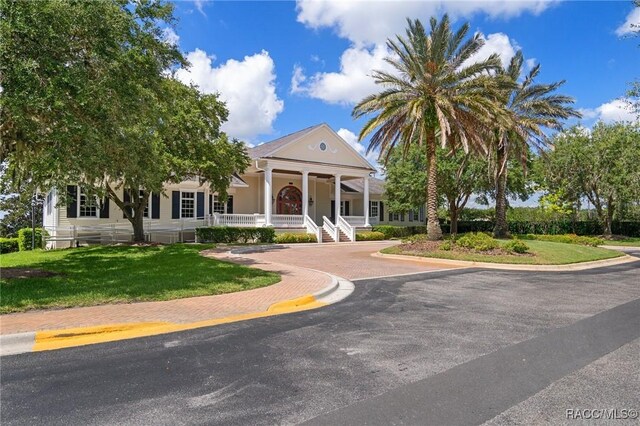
[493,143,509,238]
[426,132,443,240]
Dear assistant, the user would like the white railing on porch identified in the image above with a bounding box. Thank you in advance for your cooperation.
[271,214,304,228]
[337,215,356,242]
[304,215,322,243]
[213,213,263,227]
[322,216,338,242]
[342,215,369,227]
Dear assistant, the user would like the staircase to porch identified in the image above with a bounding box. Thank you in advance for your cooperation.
[320,227,350,243]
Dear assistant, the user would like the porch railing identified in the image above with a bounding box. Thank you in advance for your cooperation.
[304,215,322,243]
[271,214,304,228]
[337,215,356,242]
[342,215,369,227]
[322,216,338,242]
[213,213,263,227]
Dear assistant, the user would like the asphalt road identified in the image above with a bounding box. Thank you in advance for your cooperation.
[2,258,639,425]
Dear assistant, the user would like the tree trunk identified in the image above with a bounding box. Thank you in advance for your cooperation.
[131,211,145,242]
[605,196,614,237]
[449,198,458,236]
[493,143,509,238]
[425,132,443,240]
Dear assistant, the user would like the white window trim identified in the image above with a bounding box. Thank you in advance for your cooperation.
[180,191,196,219]
[213,194,226,214]
[77,187,99,218]
[369,200,379,218]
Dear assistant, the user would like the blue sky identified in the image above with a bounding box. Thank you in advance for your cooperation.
[169,0,639,170]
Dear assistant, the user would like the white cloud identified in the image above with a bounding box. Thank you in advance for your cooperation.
[337,128,382,173]
[461,32,519,68]
[162,28,180,46]
[175,49,284,141]
[580,99,638,124]
[290,44,396,105]
[296,0,557,46]
[616,7,640,36]
[193,0,207,17]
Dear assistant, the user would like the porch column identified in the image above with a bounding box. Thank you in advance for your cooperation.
[334,174,341,222]
[363,175,370,227]
[302,170,309,218]
[264,167,273,226]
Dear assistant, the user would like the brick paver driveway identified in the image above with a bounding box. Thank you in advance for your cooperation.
[235,241,459,280]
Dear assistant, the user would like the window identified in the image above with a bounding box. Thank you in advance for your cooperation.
[369,201,379,218]
[412,210,420,222]
[213,195,225,214]
[181,192,195,218]
[419,206,425,222]
[79,188,98,217]
[140,190,150,218]
[400,213,405,222]
[392,212,400,221]
[46,191,53,216]
[408,210,414,222]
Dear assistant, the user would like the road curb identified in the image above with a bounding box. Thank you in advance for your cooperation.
[0,269,352,356]
[373,251,639,271]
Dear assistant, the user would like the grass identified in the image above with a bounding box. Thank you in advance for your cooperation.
[599,237,640,247]
[0,244,280,314]
[382,239,624,265]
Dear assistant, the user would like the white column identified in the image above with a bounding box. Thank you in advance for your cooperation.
[264,167,273,226]
[334,174,341,222]
[364,175,370,227]
[302,170,309,218]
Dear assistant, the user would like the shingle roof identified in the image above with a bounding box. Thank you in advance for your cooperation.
[247,124,324,160]
[341,177,385,195]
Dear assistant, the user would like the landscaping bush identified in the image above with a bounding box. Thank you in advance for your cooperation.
[195,227,275,244]
[403,233,429,243]
[0,237,20,253]
[440,240,453,251]
[456,232,500,251]
[17,228,46,251]
[371,225,412,239]
[504,239,530,254]
[519,234,603,247]
[356,231,386,241]
[275,233,317,244]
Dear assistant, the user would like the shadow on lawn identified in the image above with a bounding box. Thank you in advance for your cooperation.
[0,244,281,313]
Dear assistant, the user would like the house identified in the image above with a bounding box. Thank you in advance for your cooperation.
[43,123,425,247]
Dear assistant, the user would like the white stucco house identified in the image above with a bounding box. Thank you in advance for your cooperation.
[43,123,424,247]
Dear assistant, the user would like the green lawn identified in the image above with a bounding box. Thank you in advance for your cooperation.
[0,244,280,314]
[600,237,640,247]
[382,240,624,265]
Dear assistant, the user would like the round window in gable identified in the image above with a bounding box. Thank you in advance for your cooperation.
[319,142,327,151]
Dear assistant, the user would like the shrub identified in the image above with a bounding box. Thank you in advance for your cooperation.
[440,240,452,251]
[403,233,429,243]
[504,239,530,254]
[371,225,412,239]
[456,232,500,251]
[195,227,275,244]
[0,237,19,253]
[356,231,386,241]
[518,234,603,247]
[17,228,47,251]
[275,233,317,244]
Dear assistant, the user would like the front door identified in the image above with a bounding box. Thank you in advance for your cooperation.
[276,185,302,214]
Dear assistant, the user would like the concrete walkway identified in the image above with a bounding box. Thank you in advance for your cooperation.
[0,242,455,336]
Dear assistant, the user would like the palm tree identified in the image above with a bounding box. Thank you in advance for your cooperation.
[353,15,511,240]
[492,51,580,238]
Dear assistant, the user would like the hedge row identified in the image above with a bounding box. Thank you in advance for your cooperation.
[447,221,640,237]
[17,228,47,251]
[371,225,428,239]
[195,227,276,244]
[356,231,386,241]
[0,237,19,253]
[275,233,317,244]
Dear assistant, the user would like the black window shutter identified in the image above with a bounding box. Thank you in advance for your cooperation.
[123,190,131,218]
[67,185,78,218]
[226,195,234,214]
[100,197,110,218]
[151,193,160,219]
[345,201,350,216]
[379,202,384,221]
[400,213,405,222]
[196,192,205,218]
[172,191,180,219]
[208,194,213,215]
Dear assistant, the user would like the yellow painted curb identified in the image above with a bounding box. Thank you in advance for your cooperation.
[33,296,327,352]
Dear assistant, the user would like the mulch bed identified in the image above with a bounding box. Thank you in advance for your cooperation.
[2,268,61,279]
[398,241,533,257]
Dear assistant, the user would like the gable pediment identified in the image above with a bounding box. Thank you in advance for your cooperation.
[252,124,375,171]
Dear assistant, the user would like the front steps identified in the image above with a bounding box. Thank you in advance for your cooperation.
[321,227,351,243]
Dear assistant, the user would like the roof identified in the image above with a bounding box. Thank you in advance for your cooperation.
[230,173,248,188]
[341,177,385,195]
[247,124,324,160]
